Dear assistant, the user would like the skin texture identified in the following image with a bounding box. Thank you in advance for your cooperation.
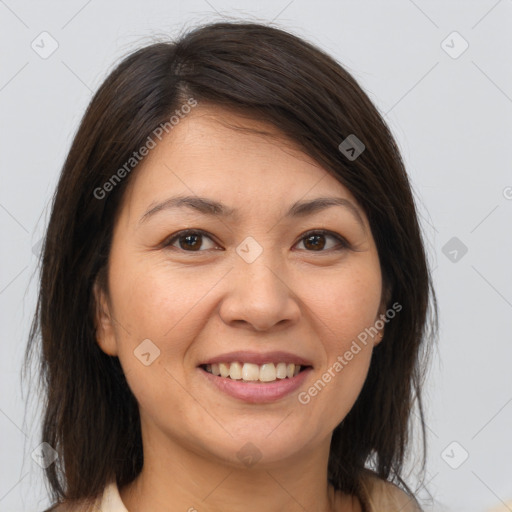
[94,105,386,512]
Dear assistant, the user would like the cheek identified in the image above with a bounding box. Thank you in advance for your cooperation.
[106,257,204,418]
[309,262,382,344]
[293,263,381,427]
[106,251,228,394]
[108,250,207,337]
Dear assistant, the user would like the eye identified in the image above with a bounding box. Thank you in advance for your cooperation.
[294,229,349,252]
[163,229,219,252]
[162,229,349,253]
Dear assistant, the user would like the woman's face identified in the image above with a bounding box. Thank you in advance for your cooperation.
[95,105,385,468]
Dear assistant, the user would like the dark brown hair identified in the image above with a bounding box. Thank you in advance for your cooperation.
[23,20,437,511]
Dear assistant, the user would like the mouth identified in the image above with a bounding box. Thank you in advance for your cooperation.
[197,351,314,402]
[198,362,313,403]
[200,362,312,384]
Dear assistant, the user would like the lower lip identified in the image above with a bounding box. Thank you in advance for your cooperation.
[198,367,313,403]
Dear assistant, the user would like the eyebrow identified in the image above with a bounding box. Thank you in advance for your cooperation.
[139,195,365,228]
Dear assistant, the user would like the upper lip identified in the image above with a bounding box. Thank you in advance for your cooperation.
[199,350,313,367]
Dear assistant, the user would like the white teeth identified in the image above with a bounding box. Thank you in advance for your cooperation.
[204,361,306,382]
[229,362,243,380]
[242,363,260,381]
[219,362,230,378]
[276,362,287,379]
[259,363,276,382]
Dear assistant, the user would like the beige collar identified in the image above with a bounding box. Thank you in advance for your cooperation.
[97,480,129,512]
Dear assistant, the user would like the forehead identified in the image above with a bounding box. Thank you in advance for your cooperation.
[150,105,321,174]
[120,105,361,221]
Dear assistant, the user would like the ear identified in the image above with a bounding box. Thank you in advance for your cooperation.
[374,282,392,346]
[93,277,118,356]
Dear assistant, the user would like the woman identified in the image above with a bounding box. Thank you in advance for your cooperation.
[24,20,437,512]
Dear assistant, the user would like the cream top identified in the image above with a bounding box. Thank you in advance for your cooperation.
[92,476,422,512]
[57,479,512,511]
[94,481,128,511]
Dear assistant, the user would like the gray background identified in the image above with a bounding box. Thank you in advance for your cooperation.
[1,1,511,511]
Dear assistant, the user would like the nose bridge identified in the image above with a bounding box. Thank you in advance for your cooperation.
[219,234,300,330]
[235,234,271,266]
[235,234,286,295]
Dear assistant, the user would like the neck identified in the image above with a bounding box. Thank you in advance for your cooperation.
[119,425,349,512]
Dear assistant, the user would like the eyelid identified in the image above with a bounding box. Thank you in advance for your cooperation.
[294,229,351,251]
[162,228,351,253]
[162,229,220,251]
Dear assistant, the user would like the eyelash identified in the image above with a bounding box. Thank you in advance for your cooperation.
[162,229,350,254]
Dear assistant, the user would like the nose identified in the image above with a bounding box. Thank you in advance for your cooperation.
[218,251,301,332]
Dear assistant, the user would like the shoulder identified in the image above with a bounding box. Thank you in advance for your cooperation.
[43,480,125,512]
[44,503,74,512]
[43,494,103,512]
[486,502,512,512]
[361,473,422,512]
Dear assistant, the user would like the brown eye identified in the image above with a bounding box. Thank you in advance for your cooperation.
[295,230,349,252]
[179,233,202,251]
[303,234,326,251]
[164,230,218,252]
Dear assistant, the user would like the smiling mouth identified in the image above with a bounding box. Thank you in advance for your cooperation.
[200,362,311,383]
